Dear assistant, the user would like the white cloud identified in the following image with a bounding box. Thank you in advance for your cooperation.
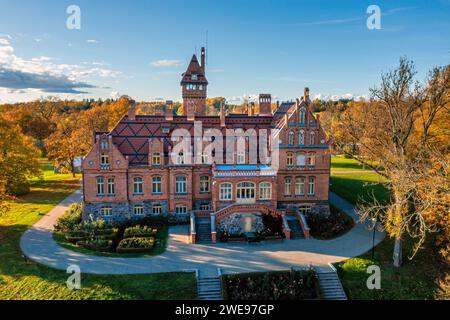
[0,38,10,46]
[0,41,121,94]
[34,38,42,43]
[151,59,182,67]
[313,93,368,101]
[110,91,120,98]
[86,39,99,44]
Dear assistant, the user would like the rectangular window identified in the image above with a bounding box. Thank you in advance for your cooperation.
[107,178,115,195]
[287,154,293,166]
[284,178,291,195]
[200,204,211,211]
[295,177,305,195]
[237,151,245,164]
[133,205,144,216]
[259,182,272,200]
[307,153,315,166]
[152,205,162,215]
[199,176,210,193]
[175,205,187,214]
[308,177,315,195]
[97,177,104,195]
[297,153,306,166]
[219,183,232,200]
[133,177,143,194]
[175,176,187,194]
[152,152,161,165]
[100,154,109,165]
[100,207,112,217]
[152,176,162,194]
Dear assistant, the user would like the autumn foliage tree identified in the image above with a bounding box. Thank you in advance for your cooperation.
[325,58,449,267]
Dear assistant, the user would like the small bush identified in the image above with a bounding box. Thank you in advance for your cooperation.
[77,238,113,252]
[123,225,157,238]
[117,237,155,249]
[306,205,354,239]
[54,203,83,233]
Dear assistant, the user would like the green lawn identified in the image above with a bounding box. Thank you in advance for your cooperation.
[331,156,370,171]
[0,160,197,300]
[330,172,391,205]
[330,168,443,300]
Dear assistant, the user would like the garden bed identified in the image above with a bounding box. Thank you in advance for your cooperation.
[222,269,321,300]
[306,205,354,240]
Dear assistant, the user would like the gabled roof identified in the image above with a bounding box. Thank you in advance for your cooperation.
[181,54,208,84]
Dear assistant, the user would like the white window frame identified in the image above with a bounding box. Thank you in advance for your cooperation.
[152,205,162,215]
[309,131,315,145]
[288,131,294,146]
[259,182,272,200]
[297,153,306,166]
[100,207,112,217]
[199,176,210,193]
[152,152,161,165]
[100,154,109,165]
[107,178,115,195]
[133,177,143,194]
[152,176,162,194]
[175,205,187,214]
[308,177,315,195]
[299,108,306,124]
[287,153,293,166]
[237,151,246,164]
[299,130,305,146]
[133,205,144,216]
[97,177,104,195]
[175,176,187,194]
[236,182,256,200]
[295,177,305,195]
[219,183,232,201]
[284,178,292,195]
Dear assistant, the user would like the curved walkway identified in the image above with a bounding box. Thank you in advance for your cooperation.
[20,190,384,275]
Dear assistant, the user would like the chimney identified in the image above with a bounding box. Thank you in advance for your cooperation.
[201,47,206,72]
[220,101,225,127]
[165,105,173,121]
[258,94,272,116]
[127,99,136,121]
[304,87,310,102]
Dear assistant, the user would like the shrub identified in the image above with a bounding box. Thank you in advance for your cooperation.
[77,238,113,252]
[54,203,83,233]
[123,225,157,238]
[306,205,354,239]
[262,214,283,235]
[223,269,320,300]
[117,237,155,249]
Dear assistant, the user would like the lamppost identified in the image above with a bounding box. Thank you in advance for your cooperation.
[371,217,377,260]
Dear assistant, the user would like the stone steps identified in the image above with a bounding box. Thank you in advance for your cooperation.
[287,219,305,239]
[195,217,212,243]
[197,270,223,300]
[317,271,347,300]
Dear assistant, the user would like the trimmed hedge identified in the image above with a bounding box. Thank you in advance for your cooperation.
[306,205,354,239]
[117,237,155,252]
[77,238,113,252]
[123,225,157,238]
[223,269,321,300]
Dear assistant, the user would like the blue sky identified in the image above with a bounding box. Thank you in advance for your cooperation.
[0,0,449,103]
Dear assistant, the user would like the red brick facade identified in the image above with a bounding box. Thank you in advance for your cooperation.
[82,50,330,223]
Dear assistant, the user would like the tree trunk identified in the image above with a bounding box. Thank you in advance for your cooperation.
[393,236,402,267]
[71,159,76,178]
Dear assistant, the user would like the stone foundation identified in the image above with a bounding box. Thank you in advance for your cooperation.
[217,212,265,234]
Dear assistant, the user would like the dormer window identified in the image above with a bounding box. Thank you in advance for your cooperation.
[100,140,109,150]
[152,152,161,165]
[191,74,198,80]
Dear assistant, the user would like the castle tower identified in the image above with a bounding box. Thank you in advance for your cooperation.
[180,47,208,116]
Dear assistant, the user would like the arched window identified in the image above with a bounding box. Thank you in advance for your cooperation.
[133,177,143,194]
[236,182,256,202]
[308,177,315,195]
[295,177,305,195]
[219,183,232,200]
[152,176,162,194]
[237,151,246,164]
[299,108,306,124]
[97,177,104,195]
[309,131,315,145]
[259,182,272,200]
[284,178,292,195]
[199,176,210,193]
[107,178,115,195]
[296,153,306,166]
[288,131,294,146]
[299,130,305,145]
[175,176,187,194]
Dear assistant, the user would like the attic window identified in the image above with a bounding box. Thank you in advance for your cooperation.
[191,74,198,80]
[162,128,170,133]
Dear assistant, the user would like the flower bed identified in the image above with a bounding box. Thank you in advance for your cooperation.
[123,225,157,238]
[222,269,321,300]
[116,237,155,253]
[306,205,354,239]
[77,239,113,252]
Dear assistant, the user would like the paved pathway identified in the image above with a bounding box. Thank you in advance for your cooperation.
[20,189,384,275]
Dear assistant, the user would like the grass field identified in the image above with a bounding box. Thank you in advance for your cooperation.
[0,160,197,300]
[331,155,379,171]
[329,158,443,299]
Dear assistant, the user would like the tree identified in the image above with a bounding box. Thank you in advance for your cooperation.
[0,117,42,196]
[329,58,449,267]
